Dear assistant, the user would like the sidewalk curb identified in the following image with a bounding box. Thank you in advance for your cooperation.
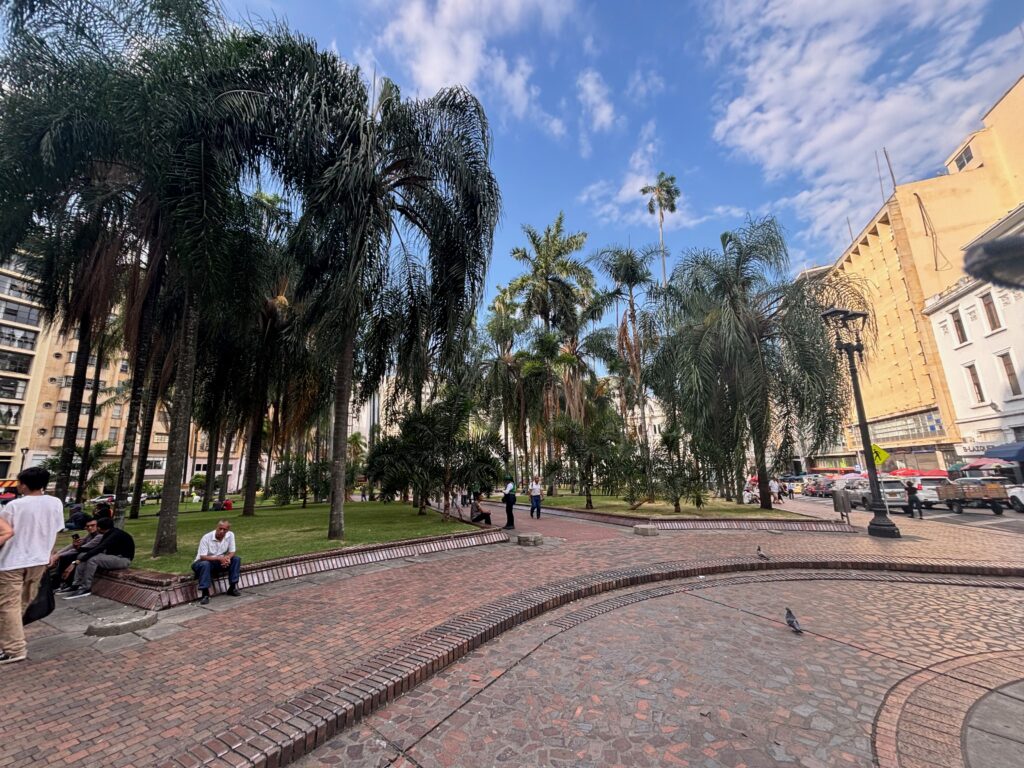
[161,555,1024,768]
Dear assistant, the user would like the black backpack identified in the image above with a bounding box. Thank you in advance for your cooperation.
[23,569,55,625]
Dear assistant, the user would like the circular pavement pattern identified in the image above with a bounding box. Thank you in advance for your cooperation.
[297,574,1024,768]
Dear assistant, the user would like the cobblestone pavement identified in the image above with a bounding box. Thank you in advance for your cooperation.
[296,574,1024,768]
[3,509,1024,767]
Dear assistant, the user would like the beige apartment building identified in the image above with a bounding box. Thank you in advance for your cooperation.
[815,75,1024,472]
[0,258,246,492]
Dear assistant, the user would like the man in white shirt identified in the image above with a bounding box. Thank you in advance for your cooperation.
[0,467,65,665]
[502,476,516,530]
[191,519,242,605]
[528,475,543,519]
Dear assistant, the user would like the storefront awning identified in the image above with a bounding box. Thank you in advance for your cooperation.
[983,442,1024,462]
[0,480,16,488]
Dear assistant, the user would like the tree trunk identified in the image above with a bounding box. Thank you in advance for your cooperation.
[658,209,667,287]
[263,399,276,502]
[153,295,200,556]
[218,429,233,503]
[242,391,265,517]
[115,296,155,508]
[76,339,105,501]
[328,325,357,540]
[754,441,773,511]
[201,422,218,511]
[129,371,159,519]
[55,313,93,502]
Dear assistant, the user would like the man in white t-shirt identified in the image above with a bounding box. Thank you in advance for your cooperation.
[191,519,242,605]
[528,475,544,519]
[0,467,65,665]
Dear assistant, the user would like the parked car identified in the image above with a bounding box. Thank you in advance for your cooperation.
[86,493,147,506]
[780,475,804,494]
[916,477,953,508]
[843,477,909,509]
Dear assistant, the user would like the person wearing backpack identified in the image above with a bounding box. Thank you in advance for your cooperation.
[0,467,65,665]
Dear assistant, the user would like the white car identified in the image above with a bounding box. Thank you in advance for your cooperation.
[915,478,953,508]
[843,477,910,509]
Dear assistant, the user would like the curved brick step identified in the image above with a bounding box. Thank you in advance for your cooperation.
[92,528,508,611]
[161,554,1024,768]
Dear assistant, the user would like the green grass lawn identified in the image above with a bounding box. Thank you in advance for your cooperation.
[56,501,475,574]
[539,493,807,520]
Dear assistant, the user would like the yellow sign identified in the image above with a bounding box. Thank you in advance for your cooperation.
[871,444,890,466]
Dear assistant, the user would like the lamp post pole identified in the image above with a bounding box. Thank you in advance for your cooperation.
[839,338,900,538]
[19,446,28,472]
[823,307,900,539]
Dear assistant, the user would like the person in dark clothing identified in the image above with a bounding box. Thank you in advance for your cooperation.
[62,517,135,599]
[469,492,491,525]
[501,476,516,530]
[64,505,90,531]
[905,480,924,519]
[50,518,103,590]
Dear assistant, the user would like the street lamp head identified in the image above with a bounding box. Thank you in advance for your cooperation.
[821,307,868,333]
[965,235,1024,289]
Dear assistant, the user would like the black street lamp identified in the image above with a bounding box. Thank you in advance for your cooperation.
[19,446,28,472]
[821,307,901,539]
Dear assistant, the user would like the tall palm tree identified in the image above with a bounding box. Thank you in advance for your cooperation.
[285,75,500,540]
[668,216,865,509]
[640,171,680,286]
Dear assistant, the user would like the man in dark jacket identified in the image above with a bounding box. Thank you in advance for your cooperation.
[62,517,135,599]
[904,480,924,519]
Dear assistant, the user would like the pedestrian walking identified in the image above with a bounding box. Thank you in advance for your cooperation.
[0,467,65,665]
[501,475,516,530]
[777,481,786,504]
[529,475,543,519]
[905,480,924,519]
[787,482,795,500]
[769,478,780,503]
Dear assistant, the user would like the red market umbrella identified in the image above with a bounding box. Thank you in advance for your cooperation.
[888,468,922,477]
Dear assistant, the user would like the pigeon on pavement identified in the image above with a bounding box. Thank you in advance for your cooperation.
[756,545,770,561]
[785,608,803,634]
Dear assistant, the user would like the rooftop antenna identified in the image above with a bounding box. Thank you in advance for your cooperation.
[846,217,855,243]
[874,151,886,205]
[883,147,898,190]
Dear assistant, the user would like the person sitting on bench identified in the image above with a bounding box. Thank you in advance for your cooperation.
[192,519,241,605]
[63,517,135,599]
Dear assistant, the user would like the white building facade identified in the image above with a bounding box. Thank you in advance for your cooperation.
[923,276,1024,457]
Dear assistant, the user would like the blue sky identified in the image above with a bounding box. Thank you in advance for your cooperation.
[226,0,1023,303]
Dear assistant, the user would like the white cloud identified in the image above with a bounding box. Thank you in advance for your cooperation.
[626,67,666,102]
[704,0,1024,252]
[579,120,725,231]
[375,0,573,135]
[576,68,617,131]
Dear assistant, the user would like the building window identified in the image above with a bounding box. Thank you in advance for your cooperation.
[68,351,100,366]
[52,427,96,440]
[58,401,95,415]
[58,376,106,389]
[0,460,9,478]
[1014,426,1024,442]
[111,404,122,419]
[0,300,40,327]
[979,293,1003,332]
[954,145,974,171]
[145,458,165,470]
[108,427,119,442]
[949,309,968,344]
[154,433,169,444]
[965,364,985,403]
[0,376,26,400]
[0,325,38,351]
[998,353,1022,397]
[0,404,22,426]
[0,275,34,301]
[0,351,30,375]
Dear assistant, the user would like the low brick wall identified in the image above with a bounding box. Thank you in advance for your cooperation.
[91,529,509,611]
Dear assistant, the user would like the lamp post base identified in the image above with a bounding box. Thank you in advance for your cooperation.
[867,504,901,538]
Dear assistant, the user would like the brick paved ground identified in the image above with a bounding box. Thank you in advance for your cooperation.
[3,511,1023,767]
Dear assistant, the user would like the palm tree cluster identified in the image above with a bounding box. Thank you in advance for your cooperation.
[477,212,865,512]
[0,0,500,554]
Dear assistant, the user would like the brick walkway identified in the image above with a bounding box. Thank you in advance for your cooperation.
[3,512,1023,767]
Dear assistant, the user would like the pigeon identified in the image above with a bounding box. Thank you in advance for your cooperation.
[756,545,770,561]
[785,608,803,634]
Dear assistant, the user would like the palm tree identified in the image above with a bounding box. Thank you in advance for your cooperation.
[640,171,681,286]
[508,213,592,493]
[668,216,865,509]
[285,75,500,541]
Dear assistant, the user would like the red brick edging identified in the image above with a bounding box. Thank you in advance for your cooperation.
[91,529,508,610]
[161,555,1024,768]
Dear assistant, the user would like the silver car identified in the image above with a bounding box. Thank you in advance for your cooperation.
[916,478,951,508]
[844,478,909,509]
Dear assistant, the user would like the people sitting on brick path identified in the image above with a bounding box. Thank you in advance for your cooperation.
[62,517,135,599]
[470,491,491,525]
[192,519,241,606]
[50,518,104,591]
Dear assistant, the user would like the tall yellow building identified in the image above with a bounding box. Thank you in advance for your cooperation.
[818,75,1024,471]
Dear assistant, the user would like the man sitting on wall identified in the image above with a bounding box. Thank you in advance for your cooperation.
[63,517,135,599]
[50,518,103,591]
[192,519,242,606]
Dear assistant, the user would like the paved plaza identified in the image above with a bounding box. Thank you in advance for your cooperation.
[3,500,1023,767]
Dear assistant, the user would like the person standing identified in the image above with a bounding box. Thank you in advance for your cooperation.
[528,475,543,519]
[905,480,924,519]
[769,478,780,503]
[192,519,242,605]
[0,467,66,665]
[501,476,516,530]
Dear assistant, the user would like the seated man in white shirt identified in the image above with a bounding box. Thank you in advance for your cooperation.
[191,519,241,605]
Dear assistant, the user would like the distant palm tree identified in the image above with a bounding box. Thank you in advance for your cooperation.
[640,171,681,286]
